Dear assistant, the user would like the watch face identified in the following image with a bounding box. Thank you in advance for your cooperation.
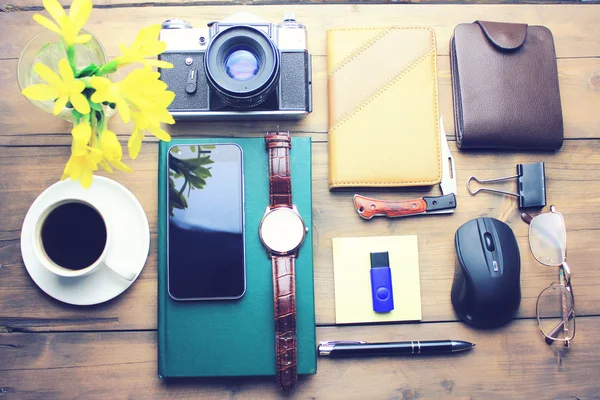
[260,208,306,254]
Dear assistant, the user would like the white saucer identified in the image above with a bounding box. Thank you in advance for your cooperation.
[21,176,150,306]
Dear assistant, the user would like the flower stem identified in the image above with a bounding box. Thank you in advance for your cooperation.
[65,42,77,73]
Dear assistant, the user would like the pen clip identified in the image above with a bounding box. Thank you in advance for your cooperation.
[319,341,367,346]
[318,340,367,356]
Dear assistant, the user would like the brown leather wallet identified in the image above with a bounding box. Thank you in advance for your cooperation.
[450,21,564,150]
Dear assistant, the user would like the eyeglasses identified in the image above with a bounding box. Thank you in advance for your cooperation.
[521,206,575,347]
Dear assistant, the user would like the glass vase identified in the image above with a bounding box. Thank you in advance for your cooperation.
[17,29,109,122]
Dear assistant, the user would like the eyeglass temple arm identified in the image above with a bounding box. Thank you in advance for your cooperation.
[521,212,533,224]
[545,308,575,345]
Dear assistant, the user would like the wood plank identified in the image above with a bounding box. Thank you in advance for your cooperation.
[3,0,596,13]
[2,141,600,331]
[2,56,600,140]
[2,5,600,60]
[1,318,600,399]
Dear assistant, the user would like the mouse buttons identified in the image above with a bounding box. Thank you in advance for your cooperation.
[478,218,502,276]
[483,233,495,251]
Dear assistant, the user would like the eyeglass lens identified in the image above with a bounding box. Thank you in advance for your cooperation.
[536,283,575,341]
[529,212,566,266]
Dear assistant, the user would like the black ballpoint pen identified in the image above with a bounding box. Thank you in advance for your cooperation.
[318,340,475,357]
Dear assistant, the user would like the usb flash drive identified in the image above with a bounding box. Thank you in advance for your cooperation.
[370,252,394,313]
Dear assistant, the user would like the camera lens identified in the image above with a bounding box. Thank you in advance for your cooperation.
[205,26,279,107]
[224,46,260,81]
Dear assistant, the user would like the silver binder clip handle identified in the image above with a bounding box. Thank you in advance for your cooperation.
[467,175,519,197]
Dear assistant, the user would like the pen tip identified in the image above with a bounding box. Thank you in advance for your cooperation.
[472,343,476,347]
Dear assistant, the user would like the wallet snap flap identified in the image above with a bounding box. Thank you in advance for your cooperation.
[475,20,527,51]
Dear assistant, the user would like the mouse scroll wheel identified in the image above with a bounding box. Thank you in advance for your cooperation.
[484,233,495,251]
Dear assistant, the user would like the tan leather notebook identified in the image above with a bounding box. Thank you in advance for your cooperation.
[327,27,441,189]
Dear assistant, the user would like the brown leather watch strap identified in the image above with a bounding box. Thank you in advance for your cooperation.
[265,132,292,208]
[272,255,297,391]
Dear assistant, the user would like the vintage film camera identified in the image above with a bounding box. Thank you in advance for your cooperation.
[159,13,312,120]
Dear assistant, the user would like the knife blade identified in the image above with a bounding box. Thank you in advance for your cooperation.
[354,118,457,220]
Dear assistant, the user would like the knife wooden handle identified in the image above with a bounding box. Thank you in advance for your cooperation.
[353,195,427,220]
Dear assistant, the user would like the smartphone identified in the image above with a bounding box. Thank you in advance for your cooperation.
[167,143,245,300]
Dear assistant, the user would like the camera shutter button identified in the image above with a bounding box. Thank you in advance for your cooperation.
[186,69,197,94]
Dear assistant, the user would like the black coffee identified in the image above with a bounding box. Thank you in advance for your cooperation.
[41,202,107,270]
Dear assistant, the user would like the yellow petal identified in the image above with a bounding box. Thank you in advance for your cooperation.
[79,167,93,189]
[71,79,86,93]
[99,160,114,173]
[71,122,92,155]
[116,100,131,123]
[69,0,92,30]
[70,92,90,114]
[33,14,62,35]
[58,58,75,82]
[110,159,133,172]
[139,41,167,56]
[100,130,122,161]
[90,76,111,89]
[34,62,62,87]
[139,24,161,41]
[148,107,175,125]
[148,125,171,142]
[22,84,58,100]
[146,59,174,69]
[74,34,92,44]
[64,155,82,181]
[61,157,73,180]
[58,15,76,46]
[42,0,66,23]
[88,147,104,164]
[53,95,69,115]
[128,130,143,159]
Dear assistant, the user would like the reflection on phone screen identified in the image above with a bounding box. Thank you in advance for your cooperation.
[167,144,245,300]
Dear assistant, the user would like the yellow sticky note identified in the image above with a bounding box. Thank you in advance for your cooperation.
[332,235,422,324]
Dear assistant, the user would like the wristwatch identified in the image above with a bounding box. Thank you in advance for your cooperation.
[259,131,308,392]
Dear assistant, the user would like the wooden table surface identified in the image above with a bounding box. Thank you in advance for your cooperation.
[2,3,600,399]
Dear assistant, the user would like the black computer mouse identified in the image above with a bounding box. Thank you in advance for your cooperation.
[452,217,521,329]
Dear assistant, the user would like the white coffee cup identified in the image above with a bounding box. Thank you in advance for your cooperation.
[32,198,137,281]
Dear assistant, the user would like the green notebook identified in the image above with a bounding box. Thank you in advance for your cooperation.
[157,137,316,378]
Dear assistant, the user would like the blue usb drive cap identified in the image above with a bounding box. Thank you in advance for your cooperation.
[370,252,394,313]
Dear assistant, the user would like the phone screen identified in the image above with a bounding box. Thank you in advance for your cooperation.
[167,144,245,300]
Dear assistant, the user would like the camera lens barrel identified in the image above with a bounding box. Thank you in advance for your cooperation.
[205,26,280,108]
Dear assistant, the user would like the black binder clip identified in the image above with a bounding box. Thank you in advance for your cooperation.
[467,162,546,209]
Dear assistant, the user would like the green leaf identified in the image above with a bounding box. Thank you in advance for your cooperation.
[89,101,103,112]
[77,63,100,78]
[188,174,206,189]
[193,166,212,180]
[183,156,214,168]
[72,110,83,123]
[190,146,197,152]
[200,145,216,150]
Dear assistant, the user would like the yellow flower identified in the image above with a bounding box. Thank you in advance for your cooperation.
[100,130,132,172]
[33,0,93,47]
[128,108,173,159]
[71,121,92,155]
[116,24,174,69]
[90,69,173,124]
[62,144,103,189]
[22,58,90,115]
